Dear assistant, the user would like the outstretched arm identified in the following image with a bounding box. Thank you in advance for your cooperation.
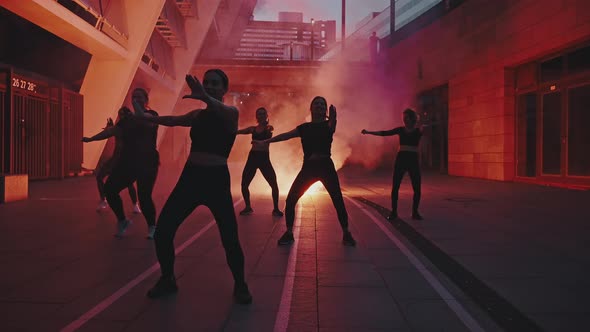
[266,128,299,143]
[252,127,299,149]
[82,125,120,142]
[361,128,400,136]
[237,126,255,135]
[142,110,199,127]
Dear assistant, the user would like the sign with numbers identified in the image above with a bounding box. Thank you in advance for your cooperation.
[11,76,38,93]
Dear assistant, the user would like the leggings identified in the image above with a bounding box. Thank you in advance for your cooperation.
[241,151,279,209]
[95,158,137,204]
[154,163,245,285]
[104,158,158,226]
[391,151,421,213]
[285,158,348,230]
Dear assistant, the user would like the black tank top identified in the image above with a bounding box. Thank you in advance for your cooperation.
[387,127,422,146]
[116,110,159,164]
[251,125,272,141]
[190,110,236,158]
[297,121,333,160]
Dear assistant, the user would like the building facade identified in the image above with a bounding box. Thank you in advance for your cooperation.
[0,0,255,178]
[379,0,590,188]
[234,13,336,61]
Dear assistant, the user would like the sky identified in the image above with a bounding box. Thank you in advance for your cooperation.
[253,0,391,39]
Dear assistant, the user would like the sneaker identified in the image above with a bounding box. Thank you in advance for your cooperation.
[96,199,108,212]
[387,211,398,221]
[239,207,254,216]
[147,276,178,299]
[342,231,356,246]
[115,219,132,237]
[272,209,284,217]
[277,231,294,246]
[412,212,423,220]
[147,225,156,239]
[233,283,253,305]
[132,203,142,214]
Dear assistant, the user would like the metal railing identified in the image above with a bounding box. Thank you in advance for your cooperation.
[56,0,129,47]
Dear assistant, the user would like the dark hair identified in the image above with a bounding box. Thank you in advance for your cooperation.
[256,107,269,125]
[309,96,327,110]
[403,108,418,123]
[132,88,149,101]
[205,68,229,90]
[116,106,132,123]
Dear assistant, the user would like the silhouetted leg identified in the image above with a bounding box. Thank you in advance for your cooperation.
[127,183,138,205]
[285,167,317,230]
[207,187,245,286]
[320,160,349,231]
[240,156,257,209]
[391,156,408,216]
[136,165,158,226]
[96,171,107,201]
[407,155,422,214]
[154,166,201,278]
[259,158,280,210]
[104,164,136,221]
[95,159,114,200]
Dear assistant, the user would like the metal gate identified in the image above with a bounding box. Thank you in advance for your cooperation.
[63,90,83,176]
[0,88,5,174]
[1,66,83,179]
[13,93,50,179]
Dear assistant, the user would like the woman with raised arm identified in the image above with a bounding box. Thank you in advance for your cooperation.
[141,69,252,305]
[236,107,283,217]
[82,88,160,239]
[362,108,424,221]
[94,108,141,215]
[253,96,356,247]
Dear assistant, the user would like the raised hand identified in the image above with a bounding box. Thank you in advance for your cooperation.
[183,74,207,101]
[329,104,336,118]
[106,118,114,127]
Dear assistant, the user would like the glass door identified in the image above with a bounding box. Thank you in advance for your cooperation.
[540,91,563,176]
[567,83,590,177]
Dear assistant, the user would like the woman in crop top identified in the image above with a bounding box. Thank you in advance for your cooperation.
[141,69,252,305]
[236,107,283,217]
[253,96,356,247]
[362,108,424,221]
[83,88,159,239]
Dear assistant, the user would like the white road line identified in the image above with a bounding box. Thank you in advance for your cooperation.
[60,200,243,332]
[273,204,303,332]
[347,198,485,332]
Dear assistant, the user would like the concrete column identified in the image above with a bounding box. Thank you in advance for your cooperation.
[80,0,166,169]
[146,0,222,163]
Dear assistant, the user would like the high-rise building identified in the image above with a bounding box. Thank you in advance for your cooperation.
[278,11,303,23]
[234,13,336,61]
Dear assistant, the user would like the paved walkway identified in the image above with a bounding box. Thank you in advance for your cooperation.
[1,166,588,331]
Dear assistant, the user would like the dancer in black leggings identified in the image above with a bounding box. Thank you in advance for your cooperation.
[362,108,423,221]
[236,107,283,217]
[83,88,160,238]
[253,96,356,246]
[142,70,252,304]
[95,108,141,215]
